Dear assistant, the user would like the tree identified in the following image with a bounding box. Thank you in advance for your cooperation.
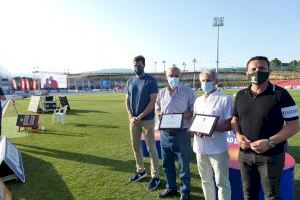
[289,60,298,67]
[270,58,281,67]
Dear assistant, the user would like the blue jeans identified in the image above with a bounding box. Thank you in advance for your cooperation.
[239,150,284,200]
[160,130,191,195]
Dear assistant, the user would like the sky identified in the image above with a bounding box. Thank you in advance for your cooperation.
[0,0,300,75]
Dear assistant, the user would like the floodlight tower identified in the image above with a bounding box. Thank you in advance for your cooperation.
[192,58,197,88]
[162,60,166,73]
[154,61,157,73]
[182,62,186,72]
[213,17,224,73]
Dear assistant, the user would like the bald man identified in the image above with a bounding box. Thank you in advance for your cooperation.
[156,66,196,200]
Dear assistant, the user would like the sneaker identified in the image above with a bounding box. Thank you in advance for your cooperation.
[129,170,147,182]
[158,189,179,198]
[180,194,191,200]
[147,177,160,190]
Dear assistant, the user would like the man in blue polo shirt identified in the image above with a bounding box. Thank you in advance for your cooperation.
[125,55,160,191]
[231,56,299,200]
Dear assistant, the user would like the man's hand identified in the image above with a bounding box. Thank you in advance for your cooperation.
[250,139,270,154]
[157,112,162,120]
[130,117,141,126]
[236,134,251,150]
[195,132,207,138]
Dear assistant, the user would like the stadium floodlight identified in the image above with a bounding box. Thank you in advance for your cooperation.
[192,59,197,88]
[182,62,186,72]
[162,60,166,73]
[213,17,224,73]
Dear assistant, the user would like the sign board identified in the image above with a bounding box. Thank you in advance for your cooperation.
[28,96,41,112]
[0,136,25,183]
[0,179,12,200]
[16,114,39,131]
[59,96,70,110]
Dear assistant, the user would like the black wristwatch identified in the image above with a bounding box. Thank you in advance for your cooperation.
[268,138,276,148]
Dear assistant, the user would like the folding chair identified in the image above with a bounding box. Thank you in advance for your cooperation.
[52,105,68,125]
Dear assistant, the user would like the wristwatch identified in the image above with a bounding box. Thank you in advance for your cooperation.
[268,138,276,148]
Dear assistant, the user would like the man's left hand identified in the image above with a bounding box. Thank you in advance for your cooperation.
[250,139,270,154]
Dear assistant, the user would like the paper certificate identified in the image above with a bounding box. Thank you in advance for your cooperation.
[158,113,183,130]
[188,114,219,136]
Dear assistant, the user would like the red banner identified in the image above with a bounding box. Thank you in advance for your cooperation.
[21,78,25,91]
[25,78,30,90]
[33,79,37,90]
[12,79,17,90]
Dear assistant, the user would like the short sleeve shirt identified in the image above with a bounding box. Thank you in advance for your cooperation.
[0,87,3,112]
[193,91,234,154]
[233,82,299,155]
[126,74,158,120]
[155,84,196,128]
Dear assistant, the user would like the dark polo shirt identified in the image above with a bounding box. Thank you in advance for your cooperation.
[0,87,3,113]
[233,82,299,155]
[126,74,158,121]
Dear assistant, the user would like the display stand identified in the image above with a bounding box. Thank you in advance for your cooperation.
[0,136,25,183]
[16,114,39,132]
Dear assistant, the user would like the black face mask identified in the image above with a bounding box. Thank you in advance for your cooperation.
[134,66,144,76]
[248,71,270,84]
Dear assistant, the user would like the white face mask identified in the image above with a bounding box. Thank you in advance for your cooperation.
[167,77,180,89]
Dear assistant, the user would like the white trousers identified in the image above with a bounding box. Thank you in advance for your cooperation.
[196,151,231,200]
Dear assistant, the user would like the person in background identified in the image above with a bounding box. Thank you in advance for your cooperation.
[156,66,196,200]
[125,55,160,190]
[43,78,50,89]
[193,69,232,200]
[49,76,58,89]
[0,86,7,136]
[231,56,300,200]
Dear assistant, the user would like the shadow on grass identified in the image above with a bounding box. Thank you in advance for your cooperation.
[68,109,110,115]
[286,145,300,164]
[67,123,120,128]
[295,180,300,200]
[16,144,136,173]
[7,153,74,200]
[39,130,90,137]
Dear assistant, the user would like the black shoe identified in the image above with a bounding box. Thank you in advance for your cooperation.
[129,170,147,182]
[147,177,160,190]
[180,194,191,200]
[158,189,179,198]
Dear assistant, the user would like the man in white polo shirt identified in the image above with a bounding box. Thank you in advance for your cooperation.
[193,69,232,200]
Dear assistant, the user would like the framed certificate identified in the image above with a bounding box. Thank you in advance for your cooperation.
[188,114,219,136]
[158,113,183,130]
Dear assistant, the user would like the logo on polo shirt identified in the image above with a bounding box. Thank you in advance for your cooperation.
[281,105,298,118]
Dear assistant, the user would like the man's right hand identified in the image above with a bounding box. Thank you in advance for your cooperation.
[130,117,141,125]
[236,134,251,150]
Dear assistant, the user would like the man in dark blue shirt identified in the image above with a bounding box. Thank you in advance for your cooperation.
[0,87,6,135]
[125,55,160,191]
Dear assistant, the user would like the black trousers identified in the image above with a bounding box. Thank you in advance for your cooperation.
[238,150,284,200]
[0,110,2,135]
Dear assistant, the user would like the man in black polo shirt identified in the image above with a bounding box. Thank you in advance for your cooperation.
[0,86,6,135]
[231,56,299,200]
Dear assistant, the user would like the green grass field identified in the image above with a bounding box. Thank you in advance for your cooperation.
[1,91,300,200]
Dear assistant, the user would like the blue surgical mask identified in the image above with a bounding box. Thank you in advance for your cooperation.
[201,82,214,93]
[168,77,180,89]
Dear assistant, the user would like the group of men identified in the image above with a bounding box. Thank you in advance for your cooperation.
[125,55,299,200]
